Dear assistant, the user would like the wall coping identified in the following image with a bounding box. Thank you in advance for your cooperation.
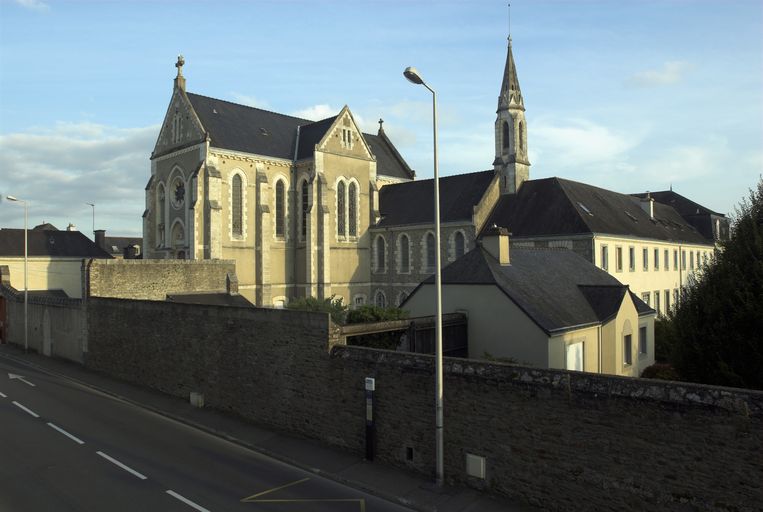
[332,345,763,417]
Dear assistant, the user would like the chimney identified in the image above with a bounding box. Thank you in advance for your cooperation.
[94,229,106,250]
[226,272,239,295]
[481,225,511,265]
[66,223,77,231]
[639,192,655,219]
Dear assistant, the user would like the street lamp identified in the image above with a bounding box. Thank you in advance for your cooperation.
[6,195,28,353]
[403,66,444,487]
[86,203,95,240]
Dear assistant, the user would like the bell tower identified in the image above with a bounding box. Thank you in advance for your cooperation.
[493,36,530,194]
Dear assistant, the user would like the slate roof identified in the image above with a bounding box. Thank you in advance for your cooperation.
[631,190,724,217]
[185,93,413,180]
[102,236,142,256]
[166,292,254,307]
[0,229,112,258]
[415,246,653,334]
[485,177,712,245]
[377,170,495,227]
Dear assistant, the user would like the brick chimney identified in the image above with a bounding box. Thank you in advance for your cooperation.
[481,225,511,265]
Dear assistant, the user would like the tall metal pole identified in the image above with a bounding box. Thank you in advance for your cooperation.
[403,66,444,487]
[23,201,27,353]
[87,203,95,239]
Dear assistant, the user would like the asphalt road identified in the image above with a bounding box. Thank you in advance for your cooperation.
[0,355,414,512]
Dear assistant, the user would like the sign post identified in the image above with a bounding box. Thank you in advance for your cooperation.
[365,377,375,461]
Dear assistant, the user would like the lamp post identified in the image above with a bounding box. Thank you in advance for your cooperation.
[403,66,444,487]
[6,195,28,353]
[86,202,95,240]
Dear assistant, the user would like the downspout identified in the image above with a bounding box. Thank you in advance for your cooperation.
[597,323,602,374]
[292,126,301,300]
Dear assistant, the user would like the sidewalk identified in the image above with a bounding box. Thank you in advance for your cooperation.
[0,343,536,512]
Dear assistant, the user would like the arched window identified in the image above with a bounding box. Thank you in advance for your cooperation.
[301,180,309,239]
[348,182,358,237]
[275,180,285,238]
[337,180,346,237]
[397,291,408,307]
[374,290,386,308]
[502,121,510,150]
[376,235,386,271]
[426,232,436,269]
[399,234,410,273]
[156,183,166,245]
[231,174,243,237]
[519,121,524,151]
[454,231,465,259]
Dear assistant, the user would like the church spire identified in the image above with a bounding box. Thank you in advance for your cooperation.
[498,37,524,112]
[493,29,530,195]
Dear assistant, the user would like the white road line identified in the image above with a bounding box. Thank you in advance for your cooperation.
[12,401,39,418]
[166,490,211,512]
[0,391,6,398]
[96,451,148,480]
[47,422,85,445]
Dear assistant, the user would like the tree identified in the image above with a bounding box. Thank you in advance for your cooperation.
[668,178,763,389]
[287,295,347,325]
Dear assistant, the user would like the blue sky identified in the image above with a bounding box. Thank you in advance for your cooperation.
[1,0,761,236]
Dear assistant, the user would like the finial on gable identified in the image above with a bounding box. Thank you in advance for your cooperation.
[174,54,186,92]
[378,118,385,134]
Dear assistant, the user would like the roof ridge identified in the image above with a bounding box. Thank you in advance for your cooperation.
[186,91,313,124]
[383,169,493,189]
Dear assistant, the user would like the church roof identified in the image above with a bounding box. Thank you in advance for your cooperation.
[485,177,712,245]
[0,228,112,258]
[187,93,306,160]
[414,246,652,334]
[186,93,413,180]
[498,38,523,111]
[377,170,495,227]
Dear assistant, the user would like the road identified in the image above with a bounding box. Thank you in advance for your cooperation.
[0,355,414,512]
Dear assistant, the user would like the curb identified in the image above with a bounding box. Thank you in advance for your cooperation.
[0,350,432,512]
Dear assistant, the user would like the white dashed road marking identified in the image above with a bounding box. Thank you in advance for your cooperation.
[47,422,85,445]
[12,401,39,418]
[166,490,211,512]
[0,391,7,398]
[96,451,148,480]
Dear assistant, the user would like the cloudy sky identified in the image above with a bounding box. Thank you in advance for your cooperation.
[1,0,761,237]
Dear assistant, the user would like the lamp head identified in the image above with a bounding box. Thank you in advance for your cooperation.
[403,66,425,85]
[6,195,18,202]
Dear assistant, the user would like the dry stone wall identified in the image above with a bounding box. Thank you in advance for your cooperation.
[85,298,762,511]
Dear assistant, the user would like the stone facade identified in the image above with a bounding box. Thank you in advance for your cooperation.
[85,297,762,511]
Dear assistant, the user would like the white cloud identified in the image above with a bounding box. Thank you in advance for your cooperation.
[0,122,157,236]
[230,93,268,109]
[291,104,338,121]
[14,0,49,12]
[627,61,694,87]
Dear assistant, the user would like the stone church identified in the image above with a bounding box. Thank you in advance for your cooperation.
[144,38,724,311]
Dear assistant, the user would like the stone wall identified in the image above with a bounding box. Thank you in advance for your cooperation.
[1,282,85,363]
[85,259,236,300]
[85,298,762,511]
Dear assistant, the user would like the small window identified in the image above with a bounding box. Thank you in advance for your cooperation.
[641,292,650,306]
[399,234,410,273]
[374,290,386,308]
[654,290,660,315]
[689,251,694,270]
[642,248,648,271]
[674,250,678,270]
[682,250,687,270]
[454,231,465,259]
[624,334,633,365]
[426,232,436,269]
[601,245,609,271]
[397,291,408,307]
[518,121,524,151]
[275,180,285,238]
[654,248,659,270]
[375,235,386,272]
[616,247,623,272]
[502,121,510,150]
[638,326,647,355]
[664,290,671,314]
[628,247,635,272]
[354,295,365,308]
[664,249,669,271]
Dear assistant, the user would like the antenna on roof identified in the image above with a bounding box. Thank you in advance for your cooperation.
[670,183,673,191]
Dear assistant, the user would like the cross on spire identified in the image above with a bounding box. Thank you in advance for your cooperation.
[175,54,185,77]
[174,54,186,92]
